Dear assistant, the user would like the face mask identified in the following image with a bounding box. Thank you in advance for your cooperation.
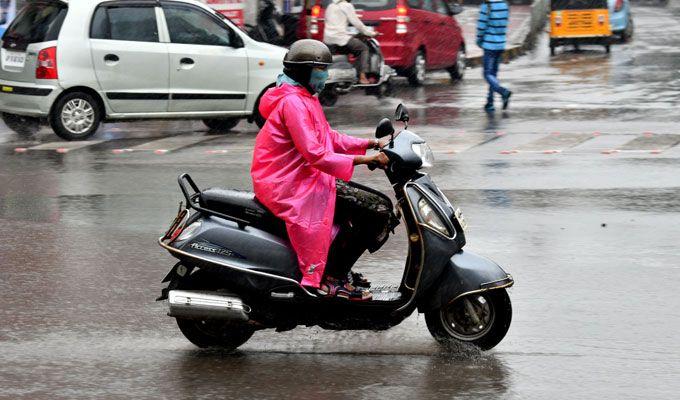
[309,69,329,94]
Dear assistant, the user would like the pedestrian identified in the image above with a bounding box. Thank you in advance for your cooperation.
[477,0,512,112]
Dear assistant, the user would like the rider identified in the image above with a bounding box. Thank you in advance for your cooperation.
[251,40,390,301]
[323,0,377,84]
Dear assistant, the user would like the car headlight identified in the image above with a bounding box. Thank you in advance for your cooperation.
[417,198,450,236]
[412,143,435,168]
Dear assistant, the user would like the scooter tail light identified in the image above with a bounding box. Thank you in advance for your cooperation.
[311,5,321,17]
[36,46,58,80]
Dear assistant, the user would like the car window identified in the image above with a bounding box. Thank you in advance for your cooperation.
[163,5,232,46]
[436,0,450,15]
[90,6,159,42]
[421,0,436,12]
[2,2,67,49]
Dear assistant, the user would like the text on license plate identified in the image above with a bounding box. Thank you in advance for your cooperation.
[2,50,26,69]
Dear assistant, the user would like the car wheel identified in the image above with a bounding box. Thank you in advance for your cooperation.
[2,112,41,136]
[407,50,426,87]
[622,17,634,43]
[447,47,466,82]
[202,118,241,133]
[49,92,102,141]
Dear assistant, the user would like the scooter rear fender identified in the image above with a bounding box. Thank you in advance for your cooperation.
[417,251,514,313]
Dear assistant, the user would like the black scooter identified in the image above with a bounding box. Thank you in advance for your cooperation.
[158,104,514,351]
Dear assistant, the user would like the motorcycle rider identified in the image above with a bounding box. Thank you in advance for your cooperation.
[323,0,377,84]
[251,39,389,301]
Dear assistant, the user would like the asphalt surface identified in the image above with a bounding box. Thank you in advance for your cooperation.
[1,3,680,399]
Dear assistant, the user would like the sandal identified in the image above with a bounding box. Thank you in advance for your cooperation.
[348,272,371,289]
[316,277,351,300]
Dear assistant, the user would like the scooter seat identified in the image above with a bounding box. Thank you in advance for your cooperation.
[199,188,287,237]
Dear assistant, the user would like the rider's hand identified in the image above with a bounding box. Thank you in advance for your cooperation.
[377,137,390,149]
[371,152,389,168]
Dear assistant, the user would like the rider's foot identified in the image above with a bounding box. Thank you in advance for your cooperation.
[348,271,371,289]
[359,73,370,85]
[316,277,372,301]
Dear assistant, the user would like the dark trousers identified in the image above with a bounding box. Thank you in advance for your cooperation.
[325,180,395,280]
[483,49,509,106]
[337,38,370,74]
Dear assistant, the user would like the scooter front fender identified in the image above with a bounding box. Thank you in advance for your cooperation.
[417,251,514,313]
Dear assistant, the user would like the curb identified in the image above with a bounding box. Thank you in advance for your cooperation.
[466,0,548,67]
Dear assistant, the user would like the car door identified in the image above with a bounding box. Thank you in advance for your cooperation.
[419,0,446,68]
[90,3,170,114]
[161,2,248,114]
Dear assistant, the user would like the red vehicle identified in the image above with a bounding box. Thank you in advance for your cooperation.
[297,0,466,86]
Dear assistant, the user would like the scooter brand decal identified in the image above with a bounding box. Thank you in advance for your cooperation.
[189,240,245,259]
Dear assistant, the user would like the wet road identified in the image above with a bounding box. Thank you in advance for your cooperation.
[2,4,680,399]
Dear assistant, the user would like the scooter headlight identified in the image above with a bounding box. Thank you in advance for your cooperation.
[176,221,201,242]
[412,143,435,169]
[417,197,450,236]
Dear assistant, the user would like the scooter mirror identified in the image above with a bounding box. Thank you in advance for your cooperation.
[375,118,395,138]
[395,104,410,123]
[448,3,464,16]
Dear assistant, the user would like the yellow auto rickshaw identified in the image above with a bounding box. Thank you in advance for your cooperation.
[549,0,613,55]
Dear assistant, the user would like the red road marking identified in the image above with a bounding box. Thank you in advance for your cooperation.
[593,131,601,136]
[643,132,654,137]
[543,149,561,154]
[154,149,169,155]
[650,149,662,154]
[496,131,506,136]
[56,148,69,154]
[500,150,518,155]
[601,149,620,154]
[14,147,28,153]
[205,150,229,155]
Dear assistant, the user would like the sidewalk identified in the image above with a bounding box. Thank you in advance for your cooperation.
[457,2,543,66]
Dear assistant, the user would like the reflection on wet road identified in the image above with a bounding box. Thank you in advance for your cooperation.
[1,4,680,399]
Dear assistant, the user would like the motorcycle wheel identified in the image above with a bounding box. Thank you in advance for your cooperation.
[447,47,466,82]
[174,268,255,350]
[425,289,512,351]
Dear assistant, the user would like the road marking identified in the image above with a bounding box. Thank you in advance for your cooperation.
[604,133,680,154]
[26,140,105,153]
[510,133,594,153]
[121,135,219,154]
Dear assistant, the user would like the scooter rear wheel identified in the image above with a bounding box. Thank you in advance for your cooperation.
[174,268,254,350]
[425,289,512,351]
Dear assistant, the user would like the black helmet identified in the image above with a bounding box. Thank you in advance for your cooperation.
[283,39,332,69]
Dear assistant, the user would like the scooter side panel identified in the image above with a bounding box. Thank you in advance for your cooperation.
[417,251,513,313]
[172,215,300,280]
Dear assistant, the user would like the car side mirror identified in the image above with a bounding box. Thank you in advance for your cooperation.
[395,104,410,124]
[449,3,464,16]
[375,118,395,138]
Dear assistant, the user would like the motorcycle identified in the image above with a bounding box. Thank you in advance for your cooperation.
[157,104,514,351]
[320,35,396,107]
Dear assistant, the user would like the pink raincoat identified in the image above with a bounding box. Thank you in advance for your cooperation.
[251,84,370,288]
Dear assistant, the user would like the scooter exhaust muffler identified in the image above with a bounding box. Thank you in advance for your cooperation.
[168,290,250,321]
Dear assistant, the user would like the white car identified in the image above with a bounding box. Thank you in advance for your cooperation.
[0,0,286,140]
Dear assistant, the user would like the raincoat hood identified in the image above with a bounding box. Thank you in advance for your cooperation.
[258,83,312,121]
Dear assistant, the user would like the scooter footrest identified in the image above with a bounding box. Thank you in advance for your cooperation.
[369,284,402,302]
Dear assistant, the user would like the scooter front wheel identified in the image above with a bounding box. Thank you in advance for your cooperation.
[425,289,512,351]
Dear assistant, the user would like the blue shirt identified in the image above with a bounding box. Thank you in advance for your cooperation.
[477,0,509,51]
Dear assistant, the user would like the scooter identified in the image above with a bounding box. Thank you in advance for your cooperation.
[157,104,514,351]
[319,35,396,107]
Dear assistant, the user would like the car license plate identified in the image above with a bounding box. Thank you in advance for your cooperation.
[2,49,26,69]
[347,26,375,35]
